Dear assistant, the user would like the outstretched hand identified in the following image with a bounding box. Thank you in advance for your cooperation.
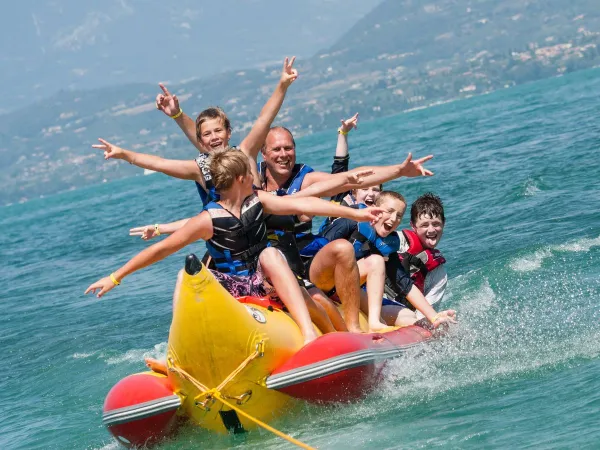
[130,225,158,241]
[356,206,385,225]
[84,276,116,298]
[92,138,126,160]
[345,168,374,188]
[280,56,298,87]
[432,310,457,328]
[399,153,434,177]
[155,83,181,117]
[340,113,359,133]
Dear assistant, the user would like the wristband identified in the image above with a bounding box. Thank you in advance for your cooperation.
[430,313,441,323]
[154,224,161,236]
[170,108,183,120]
[338,128,349,136]
[110,273,121,286]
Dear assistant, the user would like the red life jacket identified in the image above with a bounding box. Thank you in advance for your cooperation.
[398,229,446,293]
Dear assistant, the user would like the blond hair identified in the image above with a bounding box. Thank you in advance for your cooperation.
[208,149,250,191]
[375,190,406,207]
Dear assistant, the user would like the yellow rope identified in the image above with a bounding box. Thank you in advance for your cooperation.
[215,392,315,450]
[168,341,314,450]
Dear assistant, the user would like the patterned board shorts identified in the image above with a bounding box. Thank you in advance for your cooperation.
[209,248,316,301]
[209,259,278,299]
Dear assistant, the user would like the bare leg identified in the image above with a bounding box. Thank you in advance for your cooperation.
[357,255,388,332]
[172,269,184,310]
[381,304,418,327]
[309,240,362,333]
[301,286,336,334]
[259,248,318,344]
[308,286,348,332]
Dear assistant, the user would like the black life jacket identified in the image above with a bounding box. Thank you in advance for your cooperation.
[204,192,268,275]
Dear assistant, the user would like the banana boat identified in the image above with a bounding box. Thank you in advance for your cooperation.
[102,254,435,448]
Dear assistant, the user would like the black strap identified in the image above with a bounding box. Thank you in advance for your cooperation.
[400,252,429,276]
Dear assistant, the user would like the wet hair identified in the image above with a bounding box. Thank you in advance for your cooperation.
[264,126,296,149]
[208,148,249,191]
[410,192,445,224]
[195,107,231,142]
[375,190,406,207]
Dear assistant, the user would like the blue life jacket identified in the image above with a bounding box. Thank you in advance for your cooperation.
[259,161,315,235]
[259,161,316,273]
[203,192,268,275]
[317,192,357,234]
[348,206,400,259]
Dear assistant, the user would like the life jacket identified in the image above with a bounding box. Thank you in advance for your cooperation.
[203,192,268,276]
[319,204,400,260]
[317,193,357,234]
[398,229,446,293]
[348,205,400,259]
[194,147,240,207]
[258,161,316,273]
[259,161,314,235]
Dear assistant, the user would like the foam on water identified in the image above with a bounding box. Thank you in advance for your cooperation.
[510,235,600,272]
[105,342,167,365]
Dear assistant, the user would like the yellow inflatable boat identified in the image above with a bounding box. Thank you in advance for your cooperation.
[102,254,435,448]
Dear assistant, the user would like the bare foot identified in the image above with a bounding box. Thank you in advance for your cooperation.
[369,322,396,333]
[145,357,168,375]
[302,330,319,346]
[347,326,365,334]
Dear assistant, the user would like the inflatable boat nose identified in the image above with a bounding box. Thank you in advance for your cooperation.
[185,253,202,275]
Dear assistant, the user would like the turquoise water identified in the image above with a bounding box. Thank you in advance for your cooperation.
[2,68,599,449]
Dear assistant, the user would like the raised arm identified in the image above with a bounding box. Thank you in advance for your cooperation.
[258,190,383,222]
[84,212,213,298]
[335,112,359,158]
[293,169,374,199]
[303,153,434,193]
[239,56,298,159]
[93,139,203,183]
[156,83,204,152]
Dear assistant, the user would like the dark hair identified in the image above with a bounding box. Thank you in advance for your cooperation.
[375,190,406,207]
[410,192,445,224]
[195,107,231,142]
[266,126,296,148]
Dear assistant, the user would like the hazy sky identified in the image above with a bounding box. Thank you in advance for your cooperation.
[2,0,382,108]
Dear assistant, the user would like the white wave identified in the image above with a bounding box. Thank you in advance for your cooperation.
[455,278,496,317]
[72,351,97,359]
[555,235,600,253]
[89,440,119,450]
[509,235,600,272]
[509,248,552,272]
[105,342,167,365]
[523,179,541,196]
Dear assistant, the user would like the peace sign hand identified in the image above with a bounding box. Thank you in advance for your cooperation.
[280,56,298,87]
[92,138,126,160]
[129,225,158,241]
[399,153,434,177]
[345,168,374,188]
[340,113,359,133]
[155,83,181,117]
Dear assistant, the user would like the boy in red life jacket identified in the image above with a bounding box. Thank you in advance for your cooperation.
[383,192,447,320]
